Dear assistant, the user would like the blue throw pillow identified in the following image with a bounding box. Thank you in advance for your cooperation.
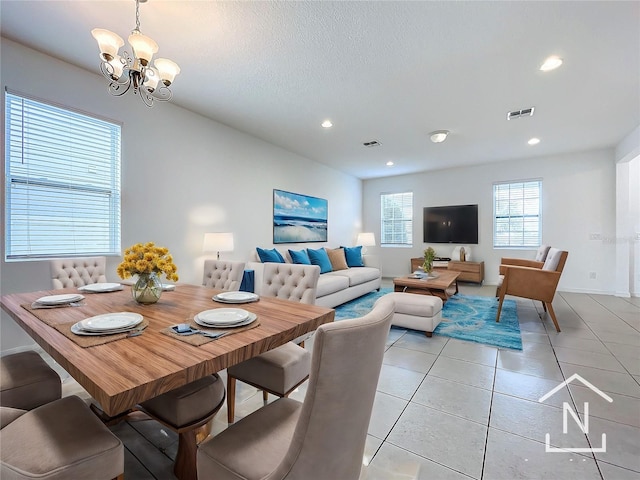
[342,245,364,267]
[256,247,285,263]
[307,248,332,274]
[289,249,311,265]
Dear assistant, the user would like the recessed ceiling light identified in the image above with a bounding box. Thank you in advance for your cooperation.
[540,56,563,72]
[386,161,394,166]
[528,137,540,145]
[321,120,333,128]
[429,130,449,143]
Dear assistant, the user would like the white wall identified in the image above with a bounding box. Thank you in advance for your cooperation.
[363,149,617,294]
[615,125,640,297]
[0,38,363,351]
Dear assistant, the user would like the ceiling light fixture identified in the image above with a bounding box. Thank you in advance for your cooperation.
[528,137,540,145]
[91,0,180,107]
[540,55,563,72]
[386,161,394,166]
[321,120,333,128]
[429,130,449,143]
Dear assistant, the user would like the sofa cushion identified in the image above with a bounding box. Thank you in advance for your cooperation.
[288,249,311,265]
[307,248,332,274]
[257,248,285,263]
[323,267,380,287]
[316,274,349,297]
[342,246,364,267]
[326,248,348,271]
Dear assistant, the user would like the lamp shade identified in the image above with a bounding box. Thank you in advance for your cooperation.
[356,232,376,247]
[203,233,234,253]
[128,31,158,66]
[154,58,181,86]
[91,28,124,62]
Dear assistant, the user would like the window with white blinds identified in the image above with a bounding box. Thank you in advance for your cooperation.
[4,91,122,260]
[381,191,413,246]
[493,180,542,248]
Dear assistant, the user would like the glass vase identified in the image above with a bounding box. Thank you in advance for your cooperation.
[132,272,162,305]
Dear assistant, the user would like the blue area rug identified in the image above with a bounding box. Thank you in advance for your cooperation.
[334,288,522,350]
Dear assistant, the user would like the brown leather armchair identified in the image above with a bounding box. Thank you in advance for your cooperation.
[496,248,568,332]
[495,245,550,297]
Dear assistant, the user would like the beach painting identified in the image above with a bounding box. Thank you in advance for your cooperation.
[273,189,328,243]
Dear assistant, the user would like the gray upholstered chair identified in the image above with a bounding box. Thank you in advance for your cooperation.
[495,245,551,297]
[226,263,320,423]
[137,374,226,480]
[1,395,124,479]
[50,256,107,289]
[202,259,245,291]
[0,351,61,410]
[497,248,568,332]
[197,295,395,479]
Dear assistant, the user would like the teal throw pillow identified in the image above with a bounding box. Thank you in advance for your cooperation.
[256,247,285,263]
[307,248,332,274]
[289,249,311,265]
[342,245,364,267]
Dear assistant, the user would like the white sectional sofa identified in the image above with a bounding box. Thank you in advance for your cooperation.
[247,249,382,308]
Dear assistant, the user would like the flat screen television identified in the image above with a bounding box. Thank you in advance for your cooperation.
[423,204,478,244]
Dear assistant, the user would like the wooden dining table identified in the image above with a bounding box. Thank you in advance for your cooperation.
[0,284,335,418]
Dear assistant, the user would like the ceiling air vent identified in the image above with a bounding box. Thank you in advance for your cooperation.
[363,140,382,147]
[507,107,535,120]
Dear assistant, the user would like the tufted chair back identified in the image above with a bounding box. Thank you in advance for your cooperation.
[50,257,107,289]
[202,260,245,291]
[259,263,320,305]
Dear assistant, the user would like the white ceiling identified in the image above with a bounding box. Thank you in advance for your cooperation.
[2,1,639,179]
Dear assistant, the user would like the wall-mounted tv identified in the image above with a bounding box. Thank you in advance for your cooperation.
[423,204,478,244]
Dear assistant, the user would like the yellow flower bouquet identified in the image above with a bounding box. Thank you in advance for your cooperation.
[118,242,178,304]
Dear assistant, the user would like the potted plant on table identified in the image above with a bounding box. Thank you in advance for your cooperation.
[117,242,179,305]
[423,247,436,276]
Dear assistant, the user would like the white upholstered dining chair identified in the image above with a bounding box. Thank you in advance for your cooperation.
[197,295,395,479]
[225,262,320,423]
[50,256,107,289]
[1,395,124,480]
[202,259,245,291]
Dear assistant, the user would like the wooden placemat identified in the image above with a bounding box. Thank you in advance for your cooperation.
[22,303,149,348]
[160,320,260,346]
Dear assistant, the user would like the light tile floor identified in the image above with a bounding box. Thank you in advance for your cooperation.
[58,281,640,479]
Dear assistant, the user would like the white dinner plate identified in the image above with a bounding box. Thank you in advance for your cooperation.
[194,312,257,329]
[35,293,85,305]
[78,283,123,293]
[195,308,250,326]
[77,312,143,332]
[71,323,139,336]
[213,291,259,303]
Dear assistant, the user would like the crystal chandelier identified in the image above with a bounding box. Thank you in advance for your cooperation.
[91,0,180,107]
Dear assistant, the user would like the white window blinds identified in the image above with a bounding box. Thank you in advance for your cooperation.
[493,180,542,248]
[4,91,122,260]
[381,191,413,246]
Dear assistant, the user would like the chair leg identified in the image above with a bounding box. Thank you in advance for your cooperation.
[546,303,561,332]
[174,430,198,480]
[227,376,236,423]
[541,301,547,312]
[496,295,505,323]
[263,390,269,402]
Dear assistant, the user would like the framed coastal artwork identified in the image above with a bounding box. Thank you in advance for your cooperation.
[273,189,328,244]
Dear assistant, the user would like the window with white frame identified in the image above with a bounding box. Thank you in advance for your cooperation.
[493,180,542,248]
[4,91,122,260]
[380,191,413,246]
